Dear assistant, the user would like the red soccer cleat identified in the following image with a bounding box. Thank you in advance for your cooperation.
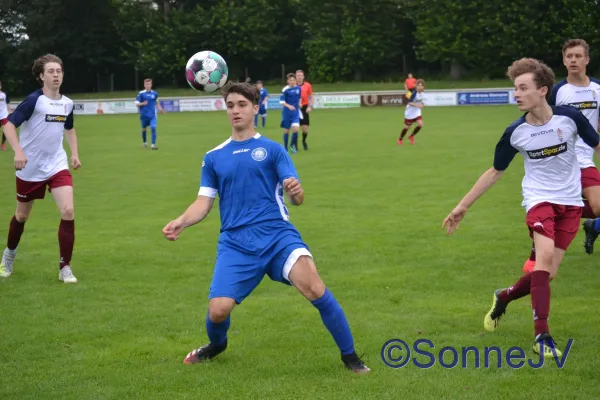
[397,139,403,146]
[409,135,415,145]
[522,259,535,274]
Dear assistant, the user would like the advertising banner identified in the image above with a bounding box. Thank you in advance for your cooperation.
[315,94,360,108]
[457,91,509,105]
[159,99,180,113]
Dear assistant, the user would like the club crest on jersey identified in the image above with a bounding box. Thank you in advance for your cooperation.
[45,114,67,123]
[556,128,563,142]
[251,147,267,161]
[527,143,567,159]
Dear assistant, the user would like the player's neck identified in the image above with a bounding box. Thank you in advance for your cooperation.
[42,86,61,100]
[567,73,589,86]
[526,103,553,126]
[231,127,256,142]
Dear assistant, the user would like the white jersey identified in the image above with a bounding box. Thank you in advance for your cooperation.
[0,91,9,119]
[494,106,600,212]
[404,90,424,119]
[550,78,600,168]
[8,89,74,182]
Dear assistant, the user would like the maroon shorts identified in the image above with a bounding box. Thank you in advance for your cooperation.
[526,202,582,250]
[0,118,7,126]
[581,166,600,189]
[16,169,72,202]
[404,116,422,126]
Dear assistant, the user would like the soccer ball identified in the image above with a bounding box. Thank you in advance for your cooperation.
[185,51,229,93]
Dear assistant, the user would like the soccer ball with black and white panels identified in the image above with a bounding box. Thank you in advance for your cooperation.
[185,51,229,93]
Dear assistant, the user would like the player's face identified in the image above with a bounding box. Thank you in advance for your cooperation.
[563,46,589,74]
[226,93,258,130]
[416,82,424,92]
[296,72,304,83]
[144,80,152,90]
[41,62,63,90]
[256,82,263,89]
[513,73,547,111]
[288,77,296,87]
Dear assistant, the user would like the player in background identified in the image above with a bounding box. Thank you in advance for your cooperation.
[135,78,164,150]
[523,39,600,273]
[398,79,425,145]
[296,70,313,150]
[0,54,81,283]
[0,80,10,150]
[280,73,302,153]
[403,73,417,105]
[254,80,269,128]
[443,58,600,358]
[162,82,369,374]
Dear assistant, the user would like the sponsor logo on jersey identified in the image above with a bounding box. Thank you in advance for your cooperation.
[530,129,554,137]
[568,101,598,110]
[527,143,568,159]
[45,114,67,123]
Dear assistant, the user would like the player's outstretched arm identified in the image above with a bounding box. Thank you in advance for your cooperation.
[162,196,215,241]
[442,167,504,235]
[2,121,27,169]
[64,128,81,169]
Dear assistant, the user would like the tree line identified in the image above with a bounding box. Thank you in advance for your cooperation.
[1,0,599,96]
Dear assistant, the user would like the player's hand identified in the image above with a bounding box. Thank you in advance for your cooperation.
[142,101,148,105]
[162,219,185,241]
[288,105,296,111]
[283,178,302,197]
[71,156,82,170]
[442,205,468,235]
[14,150,27,170]
[307,106,312,113]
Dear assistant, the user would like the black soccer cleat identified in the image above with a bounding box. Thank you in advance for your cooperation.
[183,340,227,364]
[303,142,308,151]
[583,219,598,255]
[484,288,508,332]
[342,352,370,374]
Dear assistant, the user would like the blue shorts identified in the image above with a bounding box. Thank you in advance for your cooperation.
[141,116,157,129]
[280,111,300,129]
[209,220,312,304]
[258,105,267,116]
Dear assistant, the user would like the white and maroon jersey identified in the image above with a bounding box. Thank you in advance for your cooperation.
[494,106,600,212]
[549,78,600,168]
[8,89,74,182]
[0,91,9,119]
[404,90,424,119]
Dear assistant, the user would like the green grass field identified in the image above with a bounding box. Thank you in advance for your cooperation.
[1,105,599,399]
[27,79,529,101]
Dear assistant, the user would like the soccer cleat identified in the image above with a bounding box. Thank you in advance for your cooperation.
[143,143,147,148]
[59,266,78,283]
[183,341,228,364]
[342,352,370,374]
[290,145,297,154]
[303,142,308,151]
[397,139,403,146]
[523,259,535,274]
[484,288,507,332]
[0,248,16,277]
[409,135,415,145]
[151,145,158,151]
[533,333,563,359]
[583,219,598,255]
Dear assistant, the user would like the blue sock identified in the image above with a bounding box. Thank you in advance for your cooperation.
[262,116,266,127]
[283,133,289,149]
[594,218,600,232]
[206,313,230,346]
[142,130,147,143]
[151,128,157,145]
[292,132,298,147]
[254,114,258,127]
[311,288,355,355]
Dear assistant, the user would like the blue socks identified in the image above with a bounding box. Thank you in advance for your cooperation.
[206,313,230,346]
[151,127,157,146]
[283,132,289,149]
[311,288,355,355]
[594,218,600,232]
[142,130,147,144]
[261,116,266,127]
[291,132,298,148]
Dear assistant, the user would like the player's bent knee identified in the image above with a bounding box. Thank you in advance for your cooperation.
[208,297,236,322]
[59,205,75,220]
[15,202,33,223]
[289,255,326,301]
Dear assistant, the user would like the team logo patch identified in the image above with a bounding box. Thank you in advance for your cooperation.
[556,128,563,142]
[45,114,67,123]
[527,143,567,159]
[568,101,598,110]
[251,147,267,161]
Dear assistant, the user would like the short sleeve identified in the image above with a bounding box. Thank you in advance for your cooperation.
[493,128,519,171]
[198,152,218,198]
[135,93,142,102]
[64,108,74,130]
[571,108,600,148]
[409,90,417,102]
[8,93,38,128]
[274,145,299,185]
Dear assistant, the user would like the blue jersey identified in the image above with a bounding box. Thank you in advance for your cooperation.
[199,133,299,232]
[259,88,269,105]
[280,85,301,115]
[136,90,159,118]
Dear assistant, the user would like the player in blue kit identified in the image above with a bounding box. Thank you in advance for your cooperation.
[280,73,302,153]
[135,78,164,150]
[162,82,369,374]
[254,80,269,128]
